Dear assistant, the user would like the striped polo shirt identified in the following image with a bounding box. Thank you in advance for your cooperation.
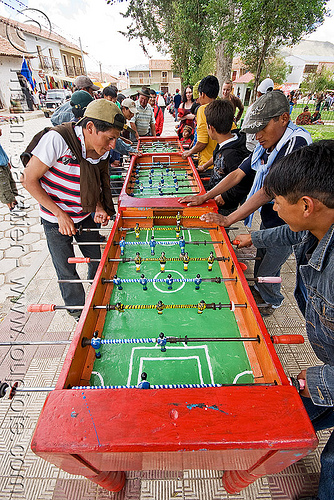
[130,101,155,136]
[32,126,109,223]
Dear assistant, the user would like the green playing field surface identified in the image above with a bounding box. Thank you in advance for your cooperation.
[129,167,195,198]
[90,227,254,388]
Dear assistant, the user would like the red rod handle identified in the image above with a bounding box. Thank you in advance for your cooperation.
[257,276,282,284]
[68,257,91,264]
[271,335,305,345]
[27,304,56,312]
[239,262,248,271]
[232,239,240,245]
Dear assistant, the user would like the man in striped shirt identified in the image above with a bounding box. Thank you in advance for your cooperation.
[130,87,156,139]
[22,100,125,320]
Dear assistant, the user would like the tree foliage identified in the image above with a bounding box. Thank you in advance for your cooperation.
[300,67,334,95]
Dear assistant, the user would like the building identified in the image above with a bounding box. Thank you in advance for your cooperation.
[0,35,30,110]
[87,71,128,91]
[128,59,181,95]
[231,40,334,104]
[0,15,86,109]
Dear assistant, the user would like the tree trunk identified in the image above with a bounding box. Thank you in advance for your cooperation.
[251,40,269,103]
[216,40,233,96]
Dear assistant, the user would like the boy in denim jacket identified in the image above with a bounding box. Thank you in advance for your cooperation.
[235,140,334,500]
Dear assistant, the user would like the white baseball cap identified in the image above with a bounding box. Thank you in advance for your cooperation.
[257,78,274,95]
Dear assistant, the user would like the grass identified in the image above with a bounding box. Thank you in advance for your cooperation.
[302,125,334,141]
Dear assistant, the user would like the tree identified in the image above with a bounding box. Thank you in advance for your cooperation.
[117,0,212,86]
[259,56,292,85]
[300,67,334,95]
[224,0,328,101]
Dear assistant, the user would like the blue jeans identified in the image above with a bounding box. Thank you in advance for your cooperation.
[254,223,292,307]
[301,395,334,500]
[42,216,101,316]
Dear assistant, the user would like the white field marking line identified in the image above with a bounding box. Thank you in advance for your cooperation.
[187,229,191,242]
[92,371,104,386]
[153,269,185,294]
[138,356,203,385]
[127,345,214,386]
[199,230,210,235]
[233,370,253,384]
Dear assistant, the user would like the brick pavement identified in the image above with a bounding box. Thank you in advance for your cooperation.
[0,110,324,499]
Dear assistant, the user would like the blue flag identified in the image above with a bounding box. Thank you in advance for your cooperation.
[21,57,35,89]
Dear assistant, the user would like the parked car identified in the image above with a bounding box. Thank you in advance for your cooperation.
[42,89,72,117]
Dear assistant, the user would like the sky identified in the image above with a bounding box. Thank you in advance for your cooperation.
[1,0,333,77]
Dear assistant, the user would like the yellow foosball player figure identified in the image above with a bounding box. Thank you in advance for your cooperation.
[135,252,142,272]
[183,252,190,271]
[135,223,140,239]
[159,251,167,272]
[176,211,182,224]
[156,300,164,315]
[198,300,206,314]
[208,251,214,271]
[115,302,125,313]
[175,222,181,239]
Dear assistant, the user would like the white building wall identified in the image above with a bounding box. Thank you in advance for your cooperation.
[284,55,305,84]
[24,33,64,87]
[0,56,22,109]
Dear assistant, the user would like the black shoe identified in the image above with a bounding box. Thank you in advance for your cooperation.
[257,303,276,317]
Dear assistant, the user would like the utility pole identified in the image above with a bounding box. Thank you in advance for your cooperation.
[99,61,103,83]
[78,37,87,76]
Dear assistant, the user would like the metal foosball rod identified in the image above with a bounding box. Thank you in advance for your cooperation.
[27,301,248,313]
[67,256,231,264]
[57,276,282,285]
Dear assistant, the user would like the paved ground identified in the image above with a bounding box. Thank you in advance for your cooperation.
[0,110,327,499]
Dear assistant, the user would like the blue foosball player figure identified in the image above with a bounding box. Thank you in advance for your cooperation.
[140,183,144,194]
[166,273,173,290]
[198,300,206,314]
[119,236,126,256]
[150,235,156,255]
[159,251,167,272]
[157,332,167,352]
[91,331,101,359]
[208,251,214,271]
[156,300,164,315]
[160,175,164,185]
[179,236,186,255]
[194,273,202,290]
[149,175,152,186]
[135,223,140,239]
[140,273,148,291]
[135,251,142,272]
[175,183,179,192]
[113,274,123,290]
[158,184,163,196]
[138,372,150,389]
[183,252,190,271]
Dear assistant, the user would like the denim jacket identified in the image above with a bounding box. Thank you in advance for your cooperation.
[252,223,334,407]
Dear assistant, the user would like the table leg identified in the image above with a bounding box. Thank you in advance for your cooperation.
[86,470,126,492]
[222,469,263,493]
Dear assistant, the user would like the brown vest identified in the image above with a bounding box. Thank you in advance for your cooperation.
[21,122,115,216]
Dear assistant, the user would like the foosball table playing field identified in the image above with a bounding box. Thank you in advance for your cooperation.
[137,136,182,154]
[2,207,316,495]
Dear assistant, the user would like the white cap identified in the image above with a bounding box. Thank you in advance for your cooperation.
[257,78,274,95]
[121,98,138,113]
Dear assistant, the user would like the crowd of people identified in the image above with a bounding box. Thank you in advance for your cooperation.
[0,71,333,500]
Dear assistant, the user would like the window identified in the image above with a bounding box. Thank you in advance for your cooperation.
[303,64,318,74]
[232,71,237,81]
[139,72,144,84]
[161,71,168,82]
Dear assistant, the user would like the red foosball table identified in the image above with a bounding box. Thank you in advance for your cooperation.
[26,207,317,494]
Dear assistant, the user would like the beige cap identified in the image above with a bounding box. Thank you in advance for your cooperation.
[82,99,125,129]
[121,98,138,113]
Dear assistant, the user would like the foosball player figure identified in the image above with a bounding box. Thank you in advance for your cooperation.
[183,252,190,271]
[158,184,163,196]
[140,274,148,291]
[198,300,206,314]
[160,174,164,185]
[150,236,156,255]
[208,251,214,271]
[115,302,125,313]
[166,273,173,290]
[159,251,167,272]
[156,300,164,315]
[194,273,202,290]
[149,175,152,186]
[157,332,167,352]
[113,274,123,290]
[135,223,140,239]
[175,182,179,192]
[91,331,101,359]
[135,252,142,272]
[175,222,181,239]
[138,372,150,389]
[179,236,186,256]
[176,211,181,224]
[140,183,144,194]
[119,236,126,256]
